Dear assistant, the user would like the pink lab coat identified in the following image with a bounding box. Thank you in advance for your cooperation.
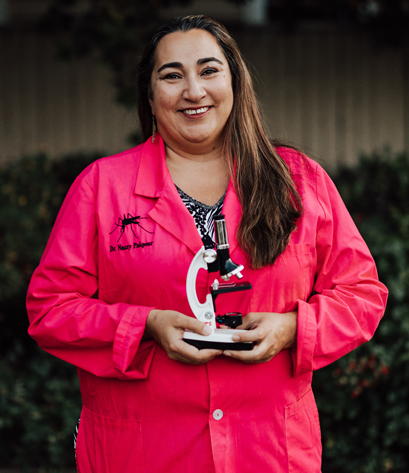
[27,135,387,473]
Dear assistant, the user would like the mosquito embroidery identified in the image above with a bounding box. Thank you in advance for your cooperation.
[109,214,154,242]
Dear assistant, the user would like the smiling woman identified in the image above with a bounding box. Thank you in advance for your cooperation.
[26,14,388,473]
[149,29,234,205]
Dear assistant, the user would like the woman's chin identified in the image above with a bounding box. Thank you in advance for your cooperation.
[181,129,221,146]
[185,135,210,144]
[161,126,223,151]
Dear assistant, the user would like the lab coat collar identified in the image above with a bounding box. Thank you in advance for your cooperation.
[135,134,241,255]
[134,134,168,198]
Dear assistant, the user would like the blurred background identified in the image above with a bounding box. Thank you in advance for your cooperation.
[0,1,409,472]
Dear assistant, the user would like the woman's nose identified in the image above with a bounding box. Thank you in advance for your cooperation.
[182,75,206,102]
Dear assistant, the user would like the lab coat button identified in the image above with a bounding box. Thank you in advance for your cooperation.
[213,409,223,420]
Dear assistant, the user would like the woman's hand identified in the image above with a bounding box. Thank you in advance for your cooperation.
[223,311,297,363]
[145,309,223,364]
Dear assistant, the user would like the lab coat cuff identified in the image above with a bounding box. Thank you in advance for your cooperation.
[292,300,317,377]
[113,305,157,379]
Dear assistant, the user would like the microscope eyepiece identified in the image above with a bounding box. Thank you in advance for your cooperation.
[214,215,244,280]
[214,215,229,249]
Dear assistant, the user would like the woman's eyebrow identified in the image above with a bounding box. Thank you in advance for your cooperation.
[197,57,223,65]
[157,57,223,73]
[157,61,183,73]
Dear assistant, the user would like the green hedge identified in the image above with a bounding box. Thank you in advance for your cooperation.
[0,149,408,471]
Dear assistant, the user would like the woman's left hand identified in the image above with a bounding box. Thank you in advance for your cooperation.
[223,311,297,363]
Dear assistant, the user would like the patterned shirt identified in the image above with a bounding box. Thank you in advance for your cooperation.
[176,186,226,249]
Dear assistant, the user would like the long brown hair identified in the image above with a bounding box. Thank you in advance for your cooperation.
[137,15,302,268]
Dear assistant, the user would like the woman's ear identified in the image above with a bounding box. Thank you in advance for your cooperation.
[148,89,154,109]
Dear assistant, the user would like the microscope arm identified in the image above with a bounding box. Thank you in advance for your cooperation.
[186,247,216,334]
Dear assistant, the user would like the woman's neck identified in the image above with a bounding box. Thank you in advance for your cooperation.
[165,144,230,206]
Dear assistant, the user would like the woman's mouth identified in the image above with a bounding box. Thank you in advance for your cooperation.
[181,106,211,117]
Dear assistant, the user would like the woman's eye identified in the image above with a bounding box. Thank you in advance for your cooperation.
[163,73,181,80]
[201,68,217,76]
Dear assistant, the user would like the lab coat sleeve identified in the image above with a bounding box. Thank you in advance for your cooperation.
[26,168,157,380]
[292,165,388,376]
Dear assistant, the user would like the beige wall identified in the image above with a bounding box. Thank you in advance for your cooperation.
[236,29,408,170]
[0,29,136,163]
[1,27,408,171]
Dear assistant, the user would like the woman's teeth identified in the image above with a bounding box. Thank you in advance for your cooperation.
[183,107,209,115]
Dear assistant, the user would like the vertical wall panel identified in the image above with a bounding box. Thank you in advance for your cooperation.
[378,47,405,151]
[274,35,290,139]
[404,48,409,152]
[343,34,357,167]
[333,33,348,168]
[348,33,368,159]
[319,33,335,166]
[306,35,321,159]
[284,35,303,148]
[1,32,22,160]
[267,35,287,138]
[0,34,7,160]
[35,33,51,154]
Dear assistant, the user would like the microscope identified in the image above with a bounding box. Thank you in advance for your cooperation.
[183,215,253,350]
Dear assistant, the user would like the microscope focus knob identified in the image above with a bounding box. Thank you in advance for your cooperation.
[203,249,217,264]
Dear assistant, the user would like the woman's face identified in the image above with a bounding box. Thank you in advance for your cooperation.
[150,29,234,154]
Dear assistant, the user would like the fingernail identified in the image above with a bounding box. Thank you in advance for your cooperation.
[203,326,212,335]
[224,351,232,356]
[232,335,240,341]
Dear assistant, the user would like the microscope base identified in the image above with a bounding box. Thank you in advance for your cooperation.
[183,329,253,351]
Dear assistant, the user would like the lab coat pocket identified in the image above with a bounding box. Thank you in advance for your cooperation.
[285,389,322,473]
[76,405,142,473]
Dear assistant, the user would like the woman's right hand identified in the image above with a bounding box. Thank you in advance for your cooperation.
[145,309,223,364]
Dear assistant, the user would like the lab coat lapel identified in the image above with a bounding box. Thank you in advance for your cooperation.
[134,135,203,255]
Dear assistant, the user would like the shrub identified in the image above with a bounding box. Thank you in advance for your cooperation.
[0,344,81,470]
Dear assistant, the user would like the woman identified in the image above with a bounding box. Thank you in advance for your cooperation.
[27,15,387,473]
